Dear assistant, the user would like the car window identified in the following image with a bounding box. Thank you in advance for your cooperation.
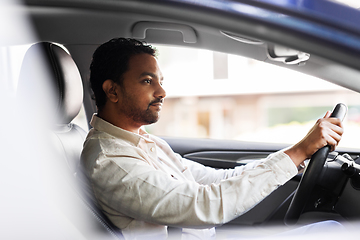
[147,45,360,149]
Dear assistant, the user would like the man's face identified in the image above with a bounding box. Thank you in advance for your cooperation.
[116,53,166,126]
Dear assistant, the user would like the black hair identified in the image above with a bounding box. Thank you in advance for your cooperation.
[89,38,156,110]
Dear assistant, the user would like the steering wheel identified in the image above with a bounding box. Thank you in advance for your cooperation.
[284,103,347,225]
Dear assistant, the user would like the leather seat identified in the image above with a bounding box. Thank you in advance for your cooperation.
[18,42,123,239]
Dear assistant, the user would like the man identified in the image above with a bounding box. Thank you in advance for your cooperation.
[81,38,344,240]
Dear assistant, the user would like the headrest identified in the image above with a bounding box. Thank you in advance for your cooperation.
[18,42,83,124]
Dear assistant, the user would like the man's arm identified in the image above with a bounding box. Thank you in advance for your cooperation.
[182,111,343,185]
[88,149,297,228]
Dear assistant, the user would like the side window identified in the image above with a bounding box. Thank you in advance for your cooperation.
[147,45,360,149]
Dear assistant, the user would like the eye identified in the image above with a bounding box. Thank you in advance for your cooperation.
[144,79,152,84]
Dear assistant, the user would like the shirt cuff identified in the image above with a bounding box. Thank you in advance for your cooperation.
[264,151,299,185]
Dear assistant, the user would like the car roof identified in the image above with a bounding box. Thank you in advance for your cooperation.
[12,0,360,93]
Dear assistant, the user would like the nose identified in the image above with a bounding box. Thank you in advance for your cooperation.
[155,82,166,99]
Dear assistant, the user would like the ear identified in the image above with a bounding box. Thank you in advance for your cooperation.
[102,79,119,103]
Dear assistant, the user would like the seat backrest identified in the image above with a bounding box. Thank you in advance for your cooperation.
[18,42,123,239]
[18,42,86,173]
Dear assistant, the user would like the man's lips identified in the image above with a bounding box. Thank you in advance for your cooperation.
[149,99,163,109]
[150,103,162,106]
[149,99,163,105]
[150,103,162,108]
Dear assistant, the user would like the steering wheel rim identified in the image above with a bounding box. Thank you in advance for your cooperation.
[284,103,347,226]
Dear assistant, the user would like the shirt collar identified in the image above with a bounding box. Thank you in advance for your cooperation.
[90,114,152,146]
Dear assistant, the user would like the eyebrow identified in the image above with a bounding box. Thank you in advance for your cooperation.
[139,72,164,80]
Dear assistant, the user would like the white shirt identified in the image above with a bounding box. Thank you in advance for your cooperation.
[80,115,298,239]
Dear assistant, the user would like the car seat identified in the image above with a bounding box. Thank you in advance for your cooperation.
[17,42,86,173]
[17,42,124,239]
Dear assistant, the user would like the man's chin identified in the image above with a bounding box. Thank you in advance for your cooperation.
[131,109,161,126]
[143,113,160,125]
[145,117,160,125]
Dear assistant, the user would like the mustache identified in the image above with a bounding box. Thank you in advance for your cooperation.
[149,98,164,105]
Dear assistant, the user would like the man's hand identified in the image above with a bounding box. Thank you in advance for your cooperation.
[284,111,344,167]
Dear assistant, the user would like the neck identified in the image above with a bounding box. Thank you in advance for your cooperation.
[98,107,142,134]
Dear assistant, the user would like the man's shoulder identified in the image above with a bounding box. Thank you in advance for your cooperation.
[85,128,138,149]
[82,129,147,167]
[85,128,110,140]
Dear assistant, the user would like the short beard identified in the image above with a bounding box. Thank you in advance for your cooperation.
[123,96,163,125]
[131,107,160,125]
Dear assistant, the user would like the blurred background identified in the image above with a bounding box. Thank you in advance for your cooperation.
[148,45,360,149]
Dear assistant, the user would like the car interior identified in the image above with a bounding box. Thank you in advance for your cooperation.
[2,0,360,239]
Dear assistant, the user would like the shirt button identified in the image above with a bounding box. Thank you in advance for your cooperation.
[150,147,155,152]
